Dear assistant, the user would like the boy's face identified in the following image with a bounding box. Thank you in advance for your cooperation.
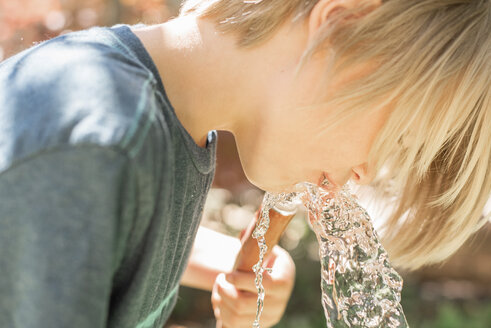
[234,58,392,193]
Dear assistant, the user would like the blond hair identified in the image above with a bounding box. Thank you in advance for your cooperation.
[179,0,491,271]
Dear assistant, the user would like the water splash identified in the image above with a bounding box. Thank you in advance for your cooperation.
[252,180,409,327]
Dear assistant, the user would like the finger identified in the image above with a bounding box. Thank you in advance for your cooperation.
[217,283,283,328]
[217,273,257,314]
[226,270,273,294]
[213,306,222,326]
[212,287,228,328]
[227,269,292,299]
[216,294,256,328]
[212,289,229,328]
[264,246,296,294]
[217,284,257,315]
[264,247,278,269]
[268,246,295,280]
[211,277,223,321]
[260,310,284,328]
[220,276,286,326]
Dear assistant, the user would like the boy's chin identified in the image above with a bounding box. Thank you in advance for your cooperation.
[248,178,298,194]
[242,167,302,193]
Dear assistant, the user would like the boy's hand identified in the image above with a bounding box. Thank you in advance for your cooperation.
[211,245,295,328]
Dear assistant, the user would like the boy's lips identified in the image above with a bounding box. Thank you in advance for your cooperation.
[318,172,340,190]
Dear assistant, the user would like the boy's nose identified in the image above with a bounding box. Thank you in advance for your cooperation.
[351,163,374,185]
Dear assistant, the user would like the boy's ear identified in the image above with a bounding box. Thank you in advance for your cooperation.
[308,0,350,43]
[307,0,381,43]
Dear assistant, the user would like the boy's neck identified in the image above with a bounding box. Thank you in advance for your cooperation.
[131,15,307,148]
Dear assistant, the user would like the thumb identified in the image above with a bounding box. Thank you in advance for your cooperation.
[226,270,269,293]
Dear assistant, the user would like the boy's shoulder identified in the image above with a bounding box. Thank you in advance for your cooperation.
[0,26,164,173]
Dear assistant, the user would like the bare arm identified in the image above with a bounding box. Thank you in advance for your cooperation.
[180,226,241,291]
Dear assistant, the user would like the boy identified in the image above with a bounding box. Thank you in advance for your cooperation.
[1,0,489,327]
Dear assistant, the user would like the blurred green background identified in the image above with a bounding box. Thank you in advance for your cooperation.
[1,1,490,327]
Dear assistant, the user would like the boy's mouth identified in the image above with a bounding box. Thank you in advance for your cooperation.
[318,172,340,191]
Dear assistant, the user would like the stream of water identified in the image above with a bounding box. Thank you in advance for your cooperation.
[251,180,409,327]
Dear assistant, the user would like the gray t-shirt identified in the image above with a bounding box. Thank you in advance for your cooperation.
[0,24,217,328]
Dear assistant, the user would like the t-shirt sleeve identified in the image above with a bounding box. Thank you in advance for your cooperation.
[0,145,137,328]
